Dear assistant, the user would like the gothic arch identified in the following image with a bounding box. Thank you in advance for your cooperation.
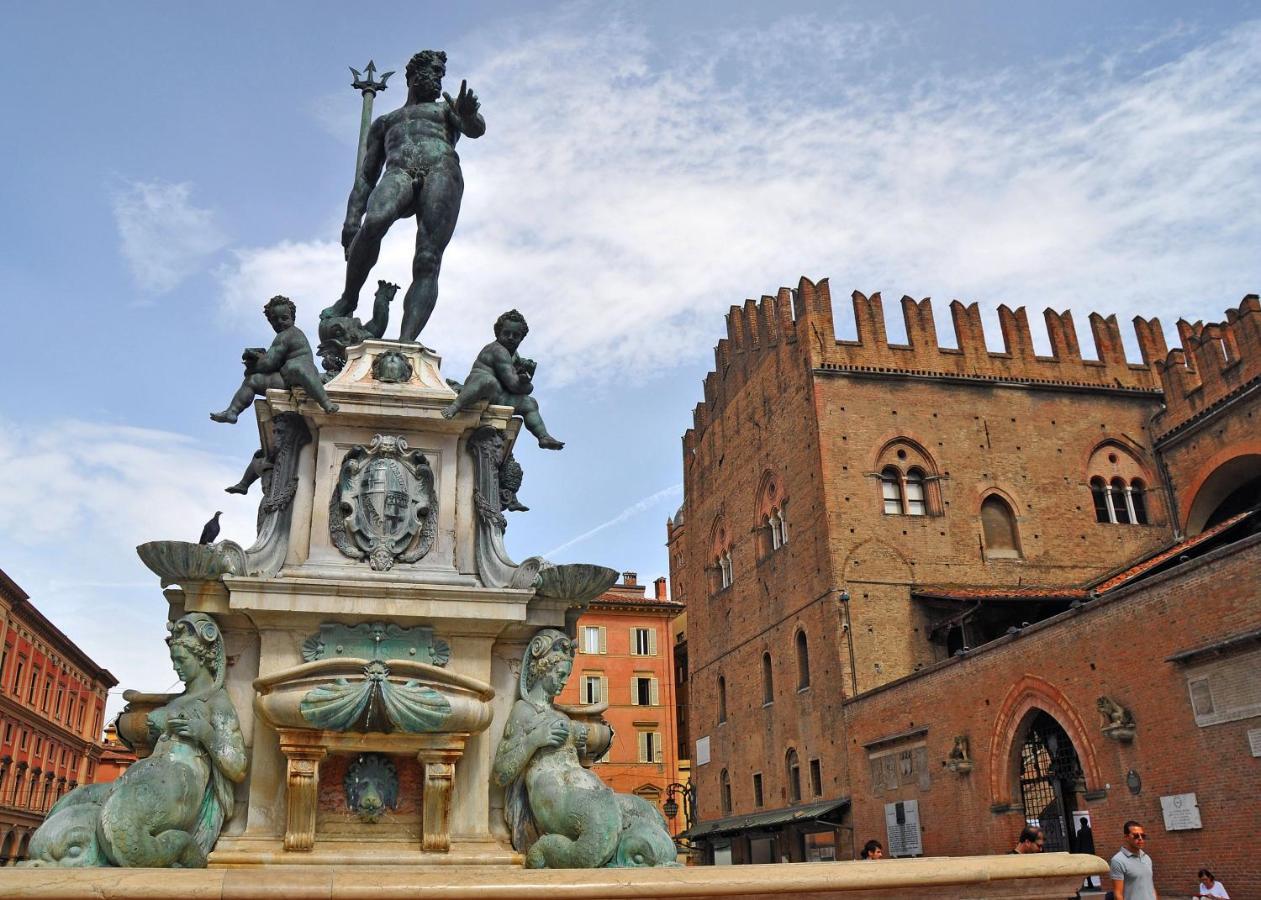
[987,675,1102,808]
[841,538,914,582]
[869,433,941,474]
[1180,440,1261,535]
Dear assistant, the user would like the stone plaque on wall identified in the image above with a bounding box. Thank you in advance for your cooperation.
[1248,727,1261,757]
[884,799,923,857]
[1159,793,1202,831]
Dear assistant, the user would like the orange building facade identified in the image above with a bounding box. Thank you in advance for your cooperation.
[555,573,687,836]
[0,569,117,864]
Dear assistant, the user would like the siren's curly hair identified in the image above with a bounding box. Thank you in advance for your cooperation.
[494,309,529,338]
[166,613,221,672]
[407,50,447,81]
[263,295,297,325]
[521,628,574,695]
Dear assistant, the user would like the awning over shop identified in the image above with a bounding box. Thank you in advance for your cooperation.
[682,797,849,840]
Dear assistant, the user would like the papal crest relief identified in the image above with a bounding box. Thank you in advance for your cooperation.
[329,434,438,570]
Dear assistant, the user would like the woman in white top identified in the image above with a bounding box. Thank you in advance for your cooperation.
[1197,867,1230,898]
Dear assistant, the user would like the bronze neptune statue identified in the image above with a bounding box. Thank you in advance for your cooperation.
[22,613,246,867]
[323,49,485,342]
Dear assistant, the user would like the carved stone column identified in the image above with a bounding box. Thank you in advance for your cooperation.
[280,741,327,851]
[419,751,460,852]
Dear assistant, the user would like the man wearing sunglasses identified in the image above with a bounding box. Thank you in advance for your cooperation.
[1109,820,1157,899]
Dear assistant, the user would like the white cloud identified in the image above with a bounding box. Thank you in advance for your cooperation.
[111,180,228,293]
[220,15,1261,380]
[0,420,258,718]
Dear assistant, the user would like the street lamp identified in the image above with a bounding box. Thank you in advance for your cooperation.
[662,781,696,835]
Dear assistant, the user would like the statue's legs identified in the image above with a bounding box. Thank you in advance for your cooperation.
[518,396,565,450]
[399,168,464,342]
[211,374,282,424]
[326,170,415,319]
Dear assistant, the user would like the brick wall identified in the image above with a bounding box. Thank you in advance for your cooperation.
[841,534,1261,897]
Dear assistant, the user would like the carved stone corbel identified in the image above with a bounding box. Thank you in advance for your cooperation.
[280,740,327,851]
[420,754,459,852]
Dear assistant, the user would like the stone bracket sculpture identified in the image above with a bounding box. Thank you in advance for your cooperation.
[300,660,452,733]
[946,735,973,774]
[241,412,312,576]
[329,434,438,571]
[467,426,544,589]
[1097,696,1137,742]
[344,753,399,823]
[301,621,450,665]
[492,628,678,869]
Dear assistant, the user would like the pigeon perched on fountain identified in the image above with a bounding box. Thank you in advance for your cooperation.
[198,512,223,545]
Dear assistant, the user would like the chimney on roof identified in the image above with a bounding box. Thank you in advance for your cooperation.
[622,571,637,587]
[654,577,667,601]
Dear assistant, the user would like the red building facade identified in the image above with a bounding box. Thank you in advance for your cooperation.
[554,573,686,835]
[0,569,117,864]
[670,282,1261,893]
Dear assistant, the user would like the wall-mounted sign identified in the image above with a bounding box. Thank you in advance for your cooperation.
[695,735,711,766]
[885,799,923,857]
[1159,793,1202,831]
[1248,728,1261,758]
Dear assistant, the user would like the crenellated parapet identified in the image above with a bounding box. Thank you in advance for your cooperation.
[684,277,1177,453]
[808,288,1163,391]
[1154,294,1261,442]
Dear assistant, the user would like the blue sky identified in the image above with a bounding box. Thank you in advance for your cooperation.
[3,1,1260,714]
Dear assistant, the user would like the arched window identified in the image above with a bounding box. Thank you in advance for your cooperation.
[795,630,810,690]
[717,675,727,724]
[755,473,789,558]
[1130,479,1148,525]
[1109,478,1131,524]
[786,748,801,804]
[719,768,732,815]
[875,440,941,516]
[761,652,774,705]
[881,467,903,515]
[981,495,1021,558]
[1089,477,1109,523]
[1088,443,1156,526]
[904,468,927,516]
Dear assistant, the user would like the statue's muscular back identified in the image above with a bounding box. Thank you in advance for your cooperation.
[377,102,461,174]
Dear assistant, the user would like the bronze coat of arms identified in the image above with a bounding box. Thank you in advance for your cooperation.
[329,435,439,570]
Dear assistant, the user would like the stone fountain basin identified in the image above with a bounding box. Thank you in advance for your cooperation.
[254,658,495,735]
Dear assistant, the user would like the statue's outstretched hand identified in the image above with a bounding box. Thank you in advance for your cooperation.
[443,80,480,120]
